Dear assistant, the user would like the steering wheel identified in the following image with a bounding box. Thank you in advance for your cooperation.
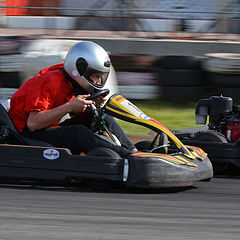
[86,89,110,128]
[85,89,110,101]
[86,89,114,141]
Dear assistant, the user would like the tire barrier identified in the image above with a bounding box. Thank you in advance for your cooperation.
[0,54,23,98]
[116,71,159,100]
[1,37,240,103]
[110,54,160,99]
[158,69,203,87]
[161,86,203,101]
[159,55,202,70]
[0,36,36,99]
[156,55,205,101]
[202,53,240,74]
[202,53,240,102]
[206,73,240,88]
[0,35,33,55]
[214,87,240,101]
[110,54,157,72]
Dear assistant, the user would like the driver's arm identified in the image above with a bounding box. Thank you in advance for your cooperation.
[27,95,92,131]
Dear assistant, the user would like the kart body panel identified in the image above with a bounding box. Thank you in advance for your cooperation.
[0,144,213,188]
[0,144,125,182]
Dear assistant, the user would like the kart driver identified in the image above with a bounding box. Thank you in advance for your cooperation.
[8,41,137,157]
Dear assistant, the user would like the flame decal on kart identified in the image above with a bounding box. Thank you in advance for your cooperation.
[186,146,207,161]
[131,152,197,167]
[187,146,203,154]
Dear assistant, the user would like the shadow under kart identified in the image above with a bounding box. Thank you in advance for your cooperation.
[0,90,213,189]
[174,95,240,174]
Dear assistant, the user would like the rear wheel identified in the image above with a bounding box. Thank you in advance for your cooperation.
[194,130,228,174]
[87,147,121,157]
[84,147,121,190]
[194,130,227,143]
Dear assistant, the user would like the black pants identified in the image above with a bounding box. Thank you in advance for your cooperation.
[22,114,134,158]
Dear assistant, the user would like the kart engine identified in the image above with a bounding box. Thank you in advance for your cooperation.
[195,95,240,142]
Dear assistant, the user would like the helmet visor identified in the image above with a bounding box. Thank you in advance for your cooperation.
[83,68,109,88]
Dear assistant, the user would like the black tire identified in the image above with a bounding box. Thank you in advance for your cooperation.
[160,86,203,101]
[158,69,203,87]
[84,147,121,191]
[86,147,121,158]
[0,72,21,88]
[214,87,240,103]
[207,73,240,87]
[160,56,202,70]
[194,130,228,143]
[194,130,228,174]
[110,54,157,72]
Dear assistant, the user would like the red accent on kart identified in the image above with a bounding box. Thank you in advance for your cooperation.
[151,119,173,134]
[225,121,240,142]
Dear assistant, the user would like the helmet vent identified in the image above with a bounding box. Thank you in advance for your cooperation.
[76,57,88,76]
[104,60,111,67]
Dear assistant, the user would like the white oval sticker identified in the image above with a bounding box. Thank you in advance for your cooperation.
[43,149,59,160]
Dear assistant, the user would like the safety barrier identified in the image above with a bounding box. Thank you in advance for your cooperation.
[1,36,240,102]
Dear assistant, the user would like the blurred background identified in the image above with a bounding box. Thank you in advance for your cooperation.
[0,0,240,104]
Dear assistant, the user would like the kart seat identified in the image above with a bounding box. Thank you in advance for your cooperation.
[0,100,53,147]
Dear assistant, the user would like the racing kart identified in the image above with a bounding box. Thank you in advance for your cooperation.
[0,90,213,189]
[174,95,240,174]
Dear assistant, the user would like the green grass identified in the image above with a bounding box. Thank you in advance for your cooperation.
[116,99,201,136]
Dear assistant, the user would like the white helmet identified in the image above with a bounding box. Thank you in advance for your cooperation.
[64,41,111,93]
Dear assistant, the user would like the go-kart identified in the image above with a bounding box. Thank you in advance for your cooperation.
[174,95,240,174]
[0,89,213,189]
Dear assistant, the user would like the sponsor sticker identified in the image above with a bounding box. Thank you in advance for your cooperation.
[121,100,151,119]
[140,112,151,120]
[43,148,60,160]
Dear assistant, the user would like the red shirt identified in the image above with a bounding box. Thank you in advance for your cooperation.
[8,63,74,132]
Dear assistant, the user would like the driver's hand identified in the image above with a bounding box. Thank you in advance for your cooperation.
[69,94,93,114]
[94,95,107,108]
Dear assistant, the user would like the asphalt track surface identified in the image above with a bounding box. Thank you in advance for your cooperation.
[0,177,239,240]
